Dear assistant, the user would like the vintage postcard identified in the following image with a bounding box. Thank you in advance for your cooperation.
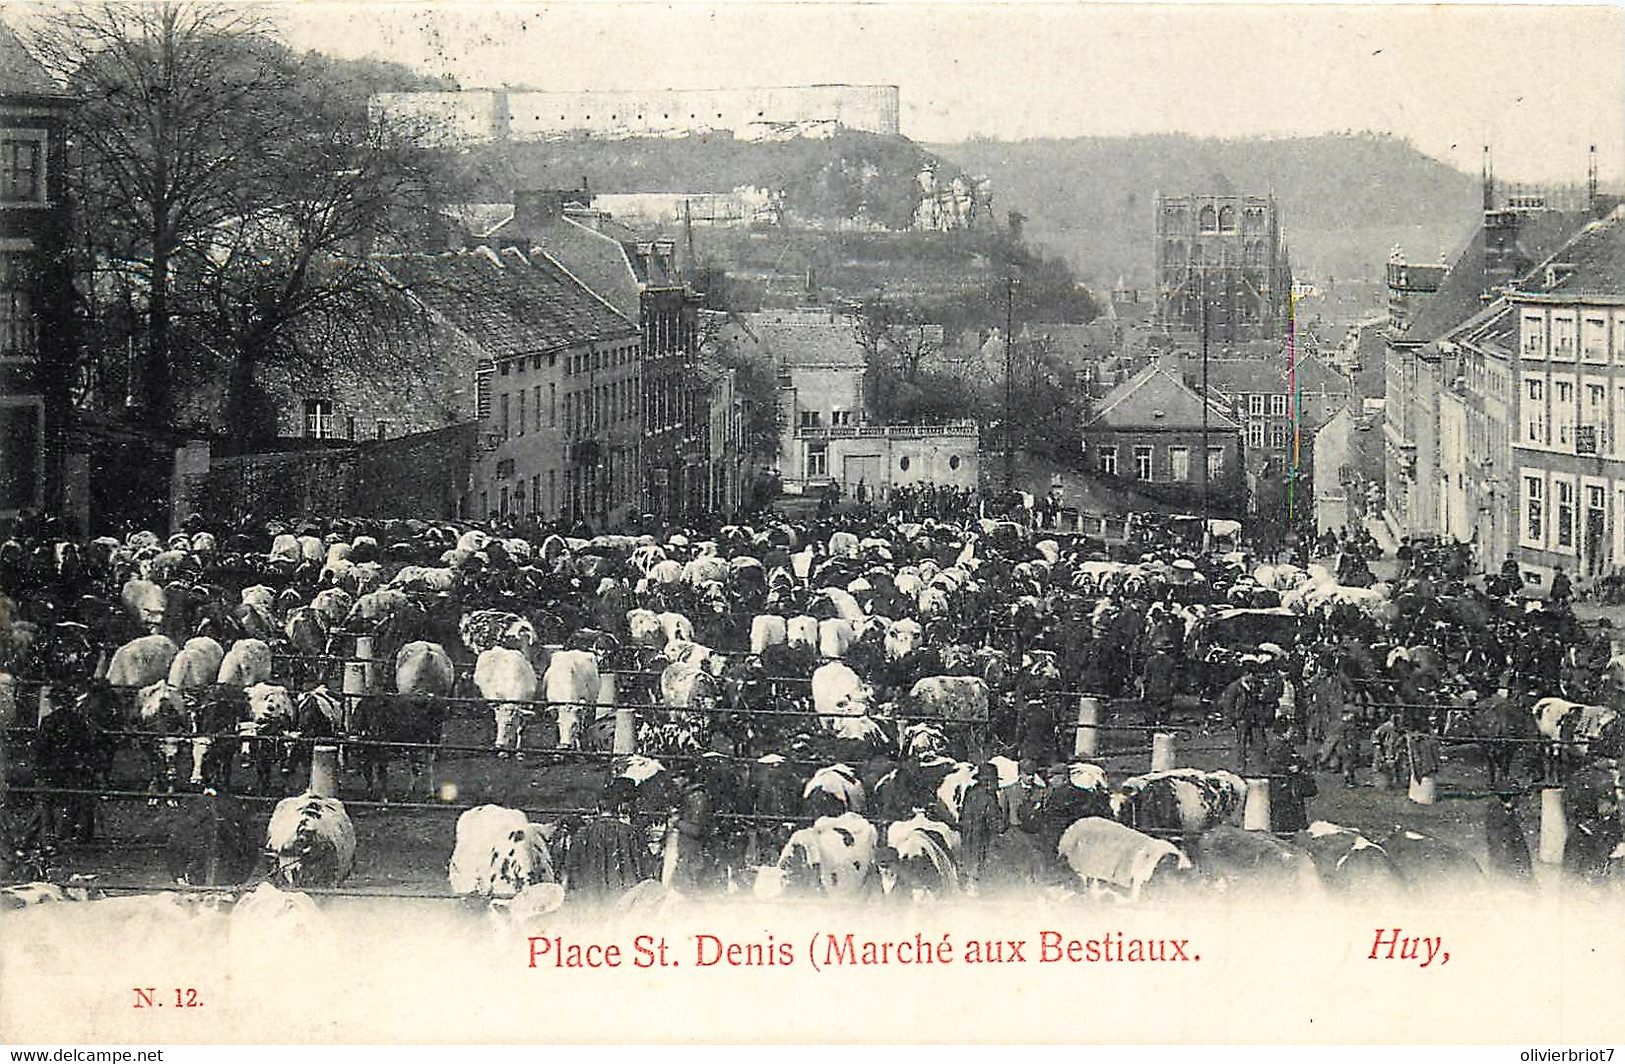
[1,0,1623,1046]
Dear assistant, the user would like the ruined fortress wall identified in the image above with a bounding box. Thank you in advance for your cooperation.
[372,85,900,144]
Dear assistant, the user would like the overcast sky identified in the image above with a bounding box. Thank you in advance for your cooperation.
[208,2,1625,184]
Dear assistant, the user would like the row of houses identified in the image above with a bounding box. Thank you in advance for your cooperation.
[1380,163,1625,583]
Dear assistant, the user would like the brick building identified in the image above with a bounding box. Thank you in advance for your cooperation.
[1081,358,1245,516]
[0,24,74,526]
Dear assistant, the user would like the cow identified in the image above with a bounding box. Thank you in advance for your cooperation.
[349,641,452,800]
[885,619,924,662]
[267,794,356,887]
[788,615,819,651]
[108,634,180,690]
[1111,768,1247,835]
[1057,816,1193,901]
[802,762,866,816]
[545,649,601,749]
[448,805,558,899]
[218,638,273,688]
[1532,696,1621,760]
[811,660,881,743]
[1189,825,1323,895]
[880,812,961,900]
[1377,828,1485,890]
[475,647,539,758]
[167,636,224,691]
[310,588,354,630]
[164,789,259,887]
[627,608,666,648]
[1294,821,1406,895]
[749,614,788,655]
[818,617,859,660]
[283,607,327,660]
[657,611,694,647]
[778,811,877,898]
[460,610,538,658]
[121,578,168,631]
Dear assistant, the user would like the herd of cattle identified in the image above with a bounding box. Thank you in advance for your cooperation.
[1,513,1623,921]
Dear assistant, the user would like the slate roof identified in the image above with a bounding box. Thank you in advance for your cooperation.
[0,22,60,97]
[379,246,635,363]
[738,312,866,368]
[1086,362,1240,432]
[1512,210,1625,301]
[1404,211,1594,341]
[1176,352,1350,396]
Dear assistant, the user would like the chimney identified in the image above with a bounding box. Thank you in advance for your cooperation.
[1590,144,1599,214]
[1482,146,1495,213]
[653,238,676,275]
[511,189,569,236]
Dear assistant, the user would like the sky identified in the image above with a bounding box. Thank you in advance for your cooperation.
[40,1,1625,184]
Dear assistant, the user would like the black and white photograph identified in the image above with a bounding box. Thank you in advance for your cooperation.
[1,0,1623,1046]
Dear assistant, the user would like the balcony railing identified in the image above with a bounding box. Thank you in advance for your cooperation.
[794,419,979,440]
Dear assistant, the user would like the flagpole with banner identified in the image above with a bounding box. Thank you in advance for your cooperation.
[1286,287,1299,524]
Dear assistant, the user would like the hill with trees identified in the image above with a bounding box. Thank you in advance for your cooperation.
[930,132,1485,286]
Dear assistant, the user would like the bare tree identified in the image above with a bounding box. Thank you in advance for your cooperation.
[29,2,285,423]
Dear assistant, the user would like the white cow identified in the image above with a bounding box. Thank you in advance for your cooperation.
[544,649,601,749]
[266,794,356,888]
[448,805,557,898]
[818,618,859,660]
[779,812,877,898]
[885,618,924,662]
[107,634,180,689]
[218,638,273,687]
[749,614,788,655]
[787,615,819,651]
[1058,817,1192,901]
[627,608,666,648]
[811,661,879,742]
[476,648,539,756]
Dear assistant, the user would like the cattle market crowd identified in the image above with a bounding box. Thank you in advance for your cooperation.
[1,503,1622,921]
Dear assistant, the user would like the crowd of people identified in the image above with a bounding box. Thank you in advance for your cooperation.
[0,495,1620,900]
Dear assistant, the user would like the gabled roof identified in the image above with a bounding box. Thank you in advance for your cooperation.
[1404,211,1595,341]
[738,311,866,369]
[0,22,61,97]
[1086,362,1240,432]
[1511,209,1625,301]
[378,246,635,362]
[1176,352,1349,396]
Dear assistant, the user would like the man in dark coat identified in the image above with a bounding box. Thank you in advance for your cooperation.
[666,771,716,893]
[1264,719,1314,833]
[958,762,1008,891]
[1484,794,1533,881]
[32,689,100,842]
[563,777,656,901]
[1550,566,1573,605]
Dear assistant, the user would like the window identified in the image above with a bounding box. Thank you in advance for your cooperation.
[549,383,557,427]
[0,134,42,202]
[1557,478,1576,548]
[375,420,389,440]
[1585,316,1609,362]
[1207,446,1224,478]
[1248,394,1265,416]
[303,399,334,439]
[1525,376,1545,442]
[1555,378,1575,444]
[1247,422,1265,448]
[0,254,35,358]
[517,389,526,437]
[899,455,911,471]
[1523,314,1547,359]
[534,385,542,431]
[0,399,41,512]
[1553,313,1577,359]
[547,469,556,516]
[1525,475,1544,545]
[1271,422,1289,448]
[1097,445,1118,476]
[805,440,828,478]
[1217,205,1236,232]
[500,394,511,439]
[831,410,853,426]
[1134,445,1154,480]
[1169,446,1190,481]
[475,364,493,419]
[798,410,823,428]
[1198,204,1217,232]
[1270,394,1288,417]
[346,415,356,441]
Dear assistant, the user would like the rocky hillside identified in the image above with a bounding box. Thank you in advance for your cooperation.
[930,133,1484,286]
[448,130,966,231]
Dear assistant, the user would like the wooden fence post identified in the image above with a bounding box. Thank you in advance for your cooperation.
[309,745,339,798]
[1151,731,1177,772]
[0,673,12,802]
[1243,777,1272,831]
